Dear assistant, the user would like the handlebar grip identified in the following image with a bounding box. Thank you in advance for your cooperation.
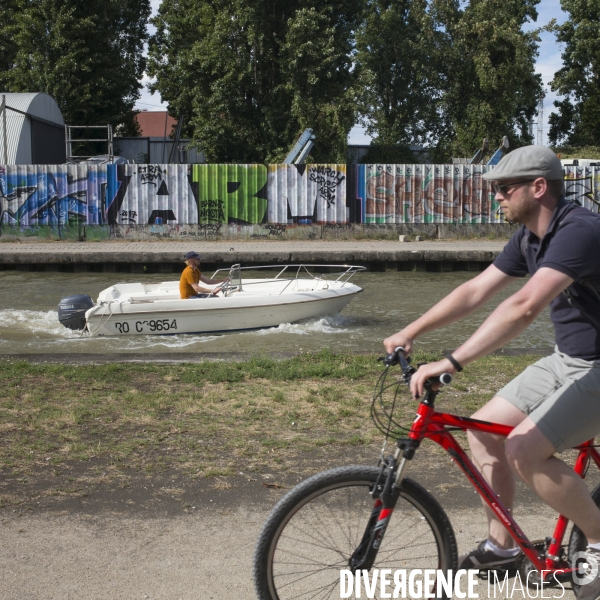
[439,373,453,386]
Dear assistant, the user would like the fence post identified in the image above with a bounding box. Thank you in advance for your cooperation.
[2,94,7,164]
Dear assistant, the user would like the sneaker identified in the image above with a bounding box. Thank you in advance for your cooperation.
[576,547,600,600]
[459,540,521,571]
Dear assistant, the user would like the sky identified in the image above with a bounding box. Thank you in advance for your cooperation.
[135,0,568,147]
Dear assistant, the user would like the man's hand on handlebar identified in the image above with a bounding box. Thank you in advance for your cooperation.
[410,358,457,400]
[383,331,414,355]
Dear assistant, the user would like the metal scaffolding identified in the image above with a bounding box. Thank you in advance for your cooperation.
[65,124,113,162]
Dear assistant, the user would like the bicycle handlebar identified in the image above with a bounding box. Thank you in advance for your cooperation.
[380,346,453,387]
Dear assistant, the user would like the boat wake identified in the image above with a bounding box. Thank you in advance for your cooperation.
[250,313,354,336]
[124,335,222,349]
[0,309,357,354]
[0,310,80,339]
[0,309,223,350]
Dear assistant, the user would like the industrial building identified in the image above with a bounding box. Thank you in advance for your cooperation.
[0,92,66,164]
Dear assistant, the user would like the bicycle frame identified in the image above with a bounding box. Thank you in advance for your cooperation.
[402,389,600,580]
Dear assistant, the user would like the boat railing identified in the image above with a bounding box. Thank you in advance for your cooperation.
[211,264,366,295]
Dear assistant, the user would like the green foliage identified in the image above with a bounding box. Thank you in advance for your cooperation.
[355,0,442,147]
[548,0,600,146]
[352,0,543,160]
[436,0,544,158]
[0,0,150,135]
[0,0,554,160]
[147,0,362,163]
[0,0,19,76]
[551,145,600,159]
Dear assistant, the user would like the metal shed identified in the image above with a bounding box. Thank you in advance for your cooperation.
[1,92,66,164]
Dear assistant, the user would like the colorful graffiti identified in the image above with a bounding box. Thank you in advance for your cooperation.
[267,164,347,224]
[105,164,198,225]
[0,164,106,228]
[192,164,268,224]
[0,163,349,238]
[355,164,500,224]
[356,163,600,223]
[2,163,600,238]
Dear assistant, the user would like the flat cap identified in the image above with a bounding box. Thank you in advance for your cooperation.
[482,146,563,182]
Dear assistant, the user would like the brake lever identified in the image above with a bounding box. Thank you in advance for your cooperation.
[378,350,453,388]
[378,346,412,368]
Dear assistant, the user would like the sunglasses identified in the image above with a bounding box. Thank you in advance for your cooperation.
[491,180,533,195]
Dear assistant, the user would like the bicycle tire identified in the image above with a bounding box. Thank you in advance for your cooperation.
[253,465,458,600]
[568,482,600,593]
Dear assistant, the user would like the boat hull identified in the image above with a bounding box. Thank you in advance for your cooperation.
[85,288,361,336]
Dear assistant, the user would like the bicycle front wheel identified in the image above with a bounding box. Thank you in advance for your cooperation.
[254,465,458,600]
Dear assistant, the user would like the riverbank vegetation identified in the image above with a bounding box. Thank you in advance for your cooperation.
[0,351,538,486]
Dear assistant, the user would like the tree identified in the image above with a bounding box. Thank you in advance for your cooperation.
[0,0,19,76]
[354,0,442,148]
[435,0,544,159]
[147,0,363,163]
[0,0,150,136]
[548,0,600,147]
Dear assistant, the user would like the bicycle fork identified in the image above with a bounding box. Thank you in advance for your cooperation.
[349,439,418,571]
[349,374,434,571]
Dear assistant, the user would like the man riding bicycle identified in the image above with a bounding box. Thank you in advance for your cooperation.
[384,145,600,600]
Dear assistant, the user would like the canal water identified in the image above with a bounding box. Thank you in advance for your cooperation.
[0,270,554,355]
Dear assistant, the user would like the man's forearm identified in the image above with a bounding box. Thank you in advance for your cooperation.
[404,280,496,339]
[452,296,538,367]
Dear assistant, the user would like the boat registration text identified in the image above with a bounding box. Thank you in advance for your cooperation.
[114,319,178,334]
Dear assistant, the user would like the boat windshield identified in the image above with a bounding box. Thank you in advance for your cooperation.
[228,264,243,290]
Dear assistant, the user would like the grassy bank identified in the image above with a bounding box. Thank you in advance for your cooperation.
[0,351,538,485]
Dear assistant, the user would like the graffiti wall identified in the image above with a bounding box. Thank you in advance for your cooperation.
[105,164,198,226]
[563,166,600,212]
[0,164,106,231]
[192,163,347,225]
[192,164,268,224]
[0,163,349,238]
[355,163,501,223]
[2,163,599,239]
[355,163,600,224]
[267,164,347,224]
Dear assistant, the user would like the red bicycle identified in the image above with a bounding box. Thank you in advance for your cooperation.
[253,348,600,599]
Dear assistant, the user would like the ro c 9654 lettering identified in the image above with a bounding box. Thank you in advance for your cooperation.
[114,319,178,334]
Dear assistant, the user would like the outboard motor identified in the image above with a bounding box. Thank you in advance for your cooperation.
[58,294,94,330]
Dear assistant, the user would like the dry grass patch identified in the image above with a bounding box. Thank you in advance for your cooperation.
[0,353,539,487]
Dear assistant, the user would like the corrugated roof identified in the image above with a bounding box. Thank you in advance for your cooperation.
[1,93,64,125]
[1,93,65,163]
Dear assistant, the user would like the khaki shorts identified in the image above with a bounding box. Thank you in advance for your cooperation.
[497,350,600,452]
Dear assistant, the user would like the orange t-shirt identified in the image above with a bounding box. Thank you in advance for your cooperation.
[179,265,201,298]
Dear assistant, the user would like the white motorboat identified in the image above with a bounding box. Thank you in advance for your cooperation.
[57,264,365,336]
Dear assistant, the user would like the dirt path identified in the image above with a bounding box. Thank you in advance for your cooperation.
[2,457,592,599]
[0,504,577,600]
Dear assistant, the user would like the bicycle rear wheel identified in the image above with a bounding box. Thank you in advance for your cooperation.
[254,465,458,600]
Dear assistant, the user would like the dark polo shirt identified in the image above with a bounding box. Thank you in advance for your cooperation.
[494,199,600,361]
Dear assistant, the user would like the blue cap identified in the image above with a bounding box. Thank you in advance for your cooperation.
[185,251,201,260]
